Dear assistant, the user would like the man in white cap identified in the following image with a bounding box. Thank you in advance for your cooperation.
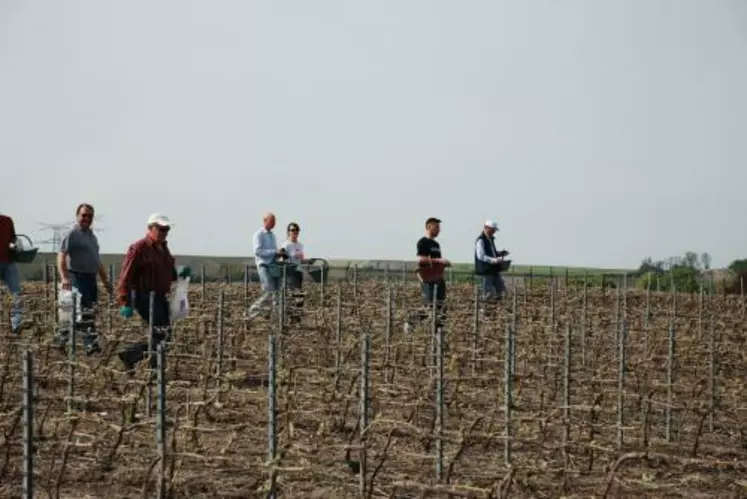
[116,213,190,374]
[474,219,509,308]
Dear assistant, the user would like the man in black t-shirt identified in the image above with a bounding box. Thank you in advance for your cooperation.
[404,217,451,334]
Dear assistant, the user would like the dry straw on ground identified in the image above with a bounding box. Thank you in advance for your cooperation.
[1,278,746,498]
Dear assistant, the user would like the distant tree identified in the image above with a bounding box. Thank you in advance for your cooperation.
[700,252,712,271]
[682,251,699,270]
[728,259,747,274]
[636,257,664,276]
[635,250,707,293]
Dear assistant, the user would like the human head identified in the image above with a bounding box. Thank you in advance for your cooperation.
[287,222,300,242]
[146,213,171,243]
[483,219,499,237]
[263,212,276,230]
[76,203,95,229]
[425,217,441,238]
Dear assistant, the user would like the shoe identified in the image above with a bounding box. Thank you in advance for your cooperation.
[118,350,135,377]
[85,341,102,356]
[54,331,70,351]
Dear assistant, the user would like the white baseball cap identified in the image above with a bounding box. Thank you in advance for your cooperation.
[484,220,499,230]
[147,213,172,227]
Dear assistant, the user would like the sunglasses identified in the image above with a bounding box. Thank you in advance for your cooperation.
[79,213,93,219]
[157,226,170,233]
[289,228,300,233]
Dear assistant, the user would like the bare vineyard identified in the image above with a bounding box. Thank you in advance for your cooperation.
[1,276,747,498]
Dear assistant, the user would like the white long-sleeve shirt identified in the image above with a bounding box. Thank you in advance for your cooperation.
[253,228,277,267]
[475,237,499,264]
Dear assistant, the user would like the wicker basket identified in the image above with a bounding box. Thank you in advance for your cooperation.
[11,234,39,264]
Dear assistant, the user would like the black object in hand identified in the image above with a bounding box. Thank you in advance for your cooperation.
[497,250,509,257]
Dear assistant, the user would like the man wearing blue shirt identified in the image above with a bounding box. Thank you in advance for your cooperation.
[248,212,284,319]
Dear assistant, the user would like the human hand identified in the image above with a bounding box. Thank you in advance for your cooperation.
[119,306,133,318]
[61,277,72,291]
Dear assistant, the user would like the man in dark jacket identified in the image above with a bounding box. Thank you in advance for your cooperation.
[116,213,190,373]
[474,220,509,307]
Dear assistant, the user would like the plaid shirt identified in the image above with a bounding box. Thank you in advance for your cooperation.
[117,235,176,305]
[0,215,16,263]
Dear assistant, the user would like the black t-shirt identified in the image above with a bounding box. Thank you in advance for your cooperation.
[416,236,444,282]
[417,236,441,259]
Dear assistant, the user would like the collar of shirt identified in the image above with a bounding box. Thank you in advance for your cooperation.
[144,235,169,249]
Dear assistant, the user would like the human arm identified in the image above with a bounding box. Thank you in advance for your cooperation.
[97,263,112,294]
[253,231,278,260]
[475,239,501,265]
[116,243,141,306]
[92,236,111,293]
[8,217,16,244]
[57,231,71,289]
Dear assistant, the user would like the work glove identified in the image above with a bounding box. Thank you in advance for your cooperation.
[119,306,134,318]
[176,265,192,279]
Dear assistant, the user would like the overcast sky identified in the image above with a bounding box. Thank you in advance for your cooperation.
[1,0,746,269]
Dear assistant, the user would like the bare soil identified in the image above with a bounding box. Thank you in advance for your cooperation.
[1,281,746,498]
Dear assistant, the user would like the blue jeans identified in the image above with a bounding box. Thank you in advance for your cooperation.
[480,273,506,302]
[70,271,98,309]
[248,265,280,318]
[70,272,99,347]
[120,293,171,368]
[406,279,447,327]
[0,262,22,332]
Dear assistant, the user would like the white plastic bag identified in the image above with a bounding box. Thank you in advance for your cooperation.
[58,285,83,327]
[170,276,190,320]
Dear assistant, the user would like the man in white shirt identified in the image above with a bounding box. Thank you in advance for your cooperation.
[248,212,284,319]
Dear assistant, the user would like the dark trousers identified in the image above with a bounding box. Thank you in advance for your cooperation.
[284,269,304,322]
[407,279,447,327]
[120,293,171,368]
[58,272,99,347]
[70,271,98,309]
